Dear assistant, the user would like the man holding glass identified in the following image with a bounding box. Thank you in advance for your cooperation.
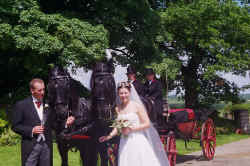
[12,78,53,166]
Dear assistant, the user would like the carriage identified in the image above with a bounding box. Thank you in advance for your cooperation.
[70,107,216,166]
[158,107,216,166]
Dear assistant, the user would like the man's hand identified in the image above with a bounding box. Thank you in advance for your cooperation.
[32,126,44,134]
[66,116,75,127]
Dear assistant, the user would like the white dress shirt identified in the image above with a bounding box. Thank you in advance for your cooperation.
[130,80,135,84]
[32,96,44,122]
[32,96,45,141]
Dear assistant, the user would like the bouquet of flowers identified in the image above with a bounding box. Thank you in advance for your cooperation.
[110,119,132,135]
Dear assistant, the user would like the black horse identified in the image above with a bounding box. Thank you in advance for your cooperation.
[47,66,96,166]
[48,64,118,166]
[89,62,118,166]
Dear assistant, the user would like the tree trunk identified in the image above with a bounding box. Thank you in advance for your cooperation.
[182,57,200,108]
[165,70,171,111]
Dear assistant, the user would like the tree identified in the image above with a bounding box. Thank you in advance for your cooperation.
[38,0,162,67]
[157,0,250,108]
[0,0,109,102]
[1,0,164,102]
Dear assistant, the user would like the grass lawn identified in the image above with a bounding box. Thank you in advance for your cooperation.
[176,134,250,155]
[0,134,249,166]
[0,144,81,166]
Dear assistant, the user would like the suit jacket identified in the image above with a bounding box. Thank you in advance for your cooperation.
[12,96,53,166]
[132,80,145,97]
[144,79,163,113]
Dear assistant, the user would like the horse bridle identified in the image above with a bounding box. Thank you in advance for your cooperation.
[50,75,72,126]
[92,73,116,121]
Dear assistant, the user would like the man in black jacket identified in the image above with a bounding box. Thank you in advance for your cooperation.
[144,68,164,126]
[126,65,145,96]
[12,78,75,166]
[12,78,53,166]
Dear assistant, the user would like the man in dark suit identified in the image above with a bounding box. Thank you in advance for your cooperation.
[126,65,145,96]
[144,68,164,126]
[12,78,53,166]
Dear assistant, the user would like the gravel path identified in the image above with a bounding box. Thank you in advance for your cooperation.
[176,138,250,166]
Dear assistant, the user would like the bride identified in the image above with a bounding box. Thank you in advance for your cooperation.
[99,82,169,166]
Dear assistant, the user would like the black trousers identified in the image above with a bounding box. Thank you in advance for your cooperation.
[25,142,51,166]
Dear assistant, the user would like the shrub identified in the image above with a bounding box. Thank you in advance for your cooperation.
[0,119,8,132]
[0,107,9,134]
[214,117,237,134]
[0,127,21,146]
[224,103,250,112]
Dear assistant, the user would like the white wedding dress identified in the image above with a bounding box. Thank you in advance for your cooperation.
[118,112,168,166]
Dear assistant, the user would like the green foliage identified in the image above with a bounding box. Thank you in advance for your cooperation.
[240,93,250,100]
[1,0,249,108]
[214,117,237,134]
[0,0,109,102]
[199,78,242,106]
[149,56,181,91]
[1,0,109,65]
[39,0,162,67]
[223,102,250,112]
[0,108,9,134]
[158,0,250,107]
[0,127,21,146]
[150,55,181,80]
[0,0,163,102]
[151,57,180,79]
[0,119,8,130]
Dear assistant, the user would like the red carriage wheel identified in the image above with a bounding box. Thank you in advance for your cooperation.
[166,132,177,166]
[201,118,216,160]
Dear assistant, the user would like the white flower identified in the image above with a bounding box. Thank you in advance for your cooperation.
[44,104,49,109]
[110,119,132,136]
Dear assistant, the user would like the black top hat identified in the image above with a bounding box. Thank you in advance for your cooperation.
[145,68,155,75]
[126,65,136,74]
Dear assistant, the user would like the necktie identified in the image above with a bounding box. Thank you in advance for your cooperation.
[35,101,41,108]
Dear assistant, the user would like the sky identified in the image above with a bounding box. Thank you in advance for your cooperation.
[68,65,128,90]
[68,66,250,94]
[219,72,250,94]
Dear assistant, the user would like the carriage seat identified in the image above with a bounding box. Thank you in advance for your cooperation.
[71,135,91,139]
[168,108,195,123]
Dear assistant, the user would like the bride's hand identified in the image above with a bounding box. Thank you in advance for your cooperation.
[99,136,111,143]
[122,127,132,135]
[99,136,107,142]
